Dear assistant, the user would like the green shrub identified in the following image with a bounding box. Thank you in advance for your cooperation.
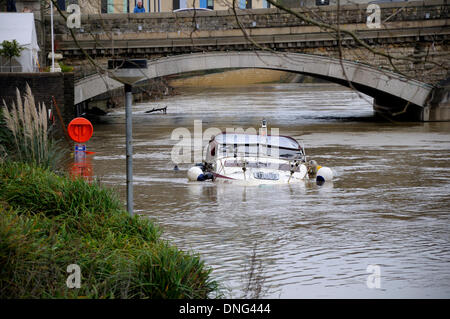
[0,163,220,298]
[42,62,74,73]
[59,62,74,73]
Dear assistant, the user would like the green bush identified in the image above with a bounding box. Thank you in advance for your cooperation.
[0,162,220,298]
[59,62,74,73]
[42,62,74,73]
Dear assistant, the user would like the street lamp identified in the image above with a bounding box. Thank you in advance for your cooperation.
[108,59,147,216]
[50,0,55,72]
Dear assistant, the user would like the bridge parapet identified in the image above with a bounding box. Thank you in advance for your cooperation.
[48,1,447,35]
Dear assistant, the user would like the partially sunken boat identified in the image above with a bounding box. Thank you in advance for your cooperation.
[187,121,333,185]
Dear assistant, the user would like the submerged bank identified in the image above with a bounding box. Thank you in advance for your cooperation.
[0,162,220,298]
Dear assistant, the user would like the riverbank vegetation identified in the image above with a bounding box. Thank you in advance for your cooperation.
[0,87,219,298]
[0,85,66,170]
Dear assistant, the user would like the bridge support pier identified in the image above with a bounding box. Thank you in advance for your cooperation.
[373,84,450,122]
[425,84,450,122]
[373,97,425,122]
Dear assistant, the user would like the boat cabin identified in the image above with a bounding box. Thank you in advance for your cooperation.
[206,132,305,163]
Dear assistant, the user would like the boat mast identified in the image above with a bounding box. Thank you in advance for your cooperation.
[259,119,268,159]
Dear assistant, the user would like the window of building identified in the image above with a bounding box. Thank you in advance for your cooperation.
[100,0,116,13]
[57,0,66,11]
[315,0,330,5]
[101,0,107,13]
[145,0,161,12]
[239,0,252,9]
[156,0,161,12]
[107,0,114,13]
[173,0,188,10]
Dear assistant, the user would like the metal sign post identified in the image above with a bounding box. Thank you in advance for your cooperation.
[108,59,147,217]
[125,83,133,215]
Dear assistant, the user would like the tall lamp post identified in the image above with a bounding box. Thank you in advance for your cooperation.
[108,59,147,216]
[50,0,55,72]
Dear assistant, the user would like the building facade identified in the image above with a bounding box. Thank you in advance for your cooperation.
[1,1,384,15]
[98,0,383,13]
[95,0,273,13]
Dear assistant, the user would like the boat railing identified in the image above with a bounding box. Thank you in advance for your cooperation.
[221,158,304,172]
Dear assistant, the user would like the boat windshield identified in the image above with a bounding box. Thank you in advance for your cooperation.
[208,133,305,161]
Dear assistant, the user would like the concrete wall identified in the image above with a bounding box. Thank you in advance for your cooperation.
[0,72,75,131]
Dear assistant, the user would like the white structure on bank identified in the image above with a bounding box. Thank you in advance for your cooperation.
[0,13,40,72]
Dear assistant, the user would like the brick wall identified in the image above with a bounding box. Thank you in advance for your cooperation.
[0,72,75,133]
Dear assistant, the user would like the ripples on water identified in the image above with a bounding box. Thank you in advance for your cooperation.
[89,84,450,298]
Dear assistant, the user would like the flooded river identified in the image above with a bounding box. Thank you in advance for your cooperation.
[88,83,450,298]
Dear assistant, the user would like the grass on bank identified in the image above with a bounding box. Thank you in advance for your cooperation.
[1,85,220,298]
[0,162,220,299]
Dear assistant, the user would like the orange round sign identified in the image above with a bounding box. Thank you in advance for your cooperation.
[67,117,93,143]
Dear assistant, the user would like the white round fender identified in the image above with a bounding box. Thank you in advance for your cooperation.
[317,167,333,182]
[187,166,204,181]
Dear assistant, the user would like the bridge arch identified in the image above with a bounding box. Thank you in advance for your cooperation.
[75,51,432,109]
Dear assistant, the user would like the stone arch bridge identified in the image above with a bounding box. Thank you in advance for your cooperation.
[63,1,449,121]
[74,51,445,121]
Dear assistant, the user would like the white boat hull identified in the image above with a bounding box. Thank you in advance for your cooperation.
[212,157,308,185]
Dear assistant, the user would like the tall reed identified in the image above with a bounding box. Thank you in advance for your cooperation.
[1,84,65,170]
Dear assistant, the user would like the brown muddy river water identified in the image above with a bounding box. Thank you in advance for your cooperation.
[87,84,450,298]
